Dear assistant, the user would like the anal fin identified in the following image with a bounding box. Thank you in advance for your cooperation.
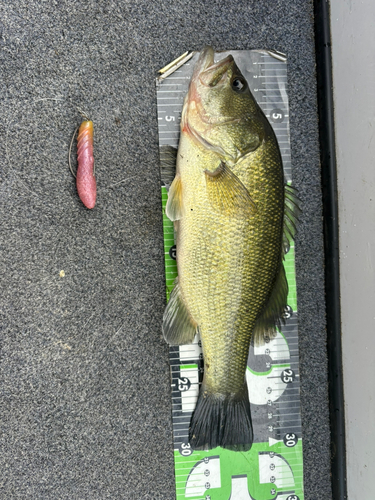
[163,278,198,345]
[252,263,288,346]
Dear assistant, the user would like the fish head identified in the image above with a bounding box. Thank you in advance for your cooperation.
[182,47,266,162]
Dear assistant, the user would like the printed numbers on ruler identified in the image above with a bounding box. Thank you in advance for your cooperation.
[178,442,193,457]
[281,368,295,384]
[270,109,284,123]
[169,245,176,260]
[284,433,298,448]
[177,377,191,392]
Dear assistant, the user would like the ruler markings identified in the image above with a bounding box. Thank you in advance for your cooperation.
[157,104,184,107]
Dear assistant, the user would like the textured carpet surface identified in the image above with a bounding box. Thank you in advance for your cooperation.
[0,1,331,499]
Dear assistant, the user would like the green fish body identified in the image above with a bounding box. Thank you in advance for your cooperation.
[163,47,299,451]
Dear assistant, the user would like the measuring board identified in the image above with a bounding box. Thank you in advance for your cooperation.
[156,50,303,500]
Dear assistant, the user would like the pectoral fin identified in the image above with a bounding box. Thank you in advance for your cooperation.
[163,278,198,345]
[252,263,288,346]
[166,174,184,221]
[205,162,256,216]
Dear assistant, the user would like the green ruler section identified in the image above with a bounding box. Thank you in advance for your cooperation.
[174,442,303,500]
[162,187,177,301]
[157,49,304,500]
[285,244,297,312]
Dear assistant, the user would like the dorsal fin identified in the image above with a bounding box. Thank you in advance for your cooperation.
[252,262,288,346]
[252,184,301,345]
[283,184,301,254]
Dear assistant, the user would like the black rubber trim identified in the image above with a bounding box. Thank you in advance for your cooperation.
[313,1,348,499]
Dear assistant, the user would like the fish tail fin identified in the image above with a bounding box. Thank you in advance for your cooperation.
[189,383,253,451]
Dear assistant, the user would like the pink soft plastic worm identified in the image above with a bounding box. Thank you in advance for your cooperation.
[76,120,96,209]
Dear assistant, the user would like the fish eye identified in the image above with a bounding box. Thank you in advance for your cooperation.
[231,77,247,92]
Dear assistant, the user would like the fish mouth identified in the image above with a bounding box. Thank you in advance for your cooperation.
[191,46,234,88]
[190,46,215,82]
[186,47,235,122]
[181,47,239,152]
[199,55,234,87]
[184,48,238,128]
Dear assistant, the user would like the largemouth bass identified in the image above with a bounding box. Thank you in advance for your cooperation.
[162,47,299,451]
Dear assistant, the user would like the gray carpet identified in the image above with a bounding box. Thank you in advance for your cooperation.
[0,1,331,499]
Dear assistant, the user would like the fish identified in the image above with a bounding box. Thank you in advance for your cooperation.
[162,47,300,451]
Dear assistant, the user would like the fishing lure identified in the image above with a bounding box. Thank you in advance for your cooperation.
[75,120,96,209]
